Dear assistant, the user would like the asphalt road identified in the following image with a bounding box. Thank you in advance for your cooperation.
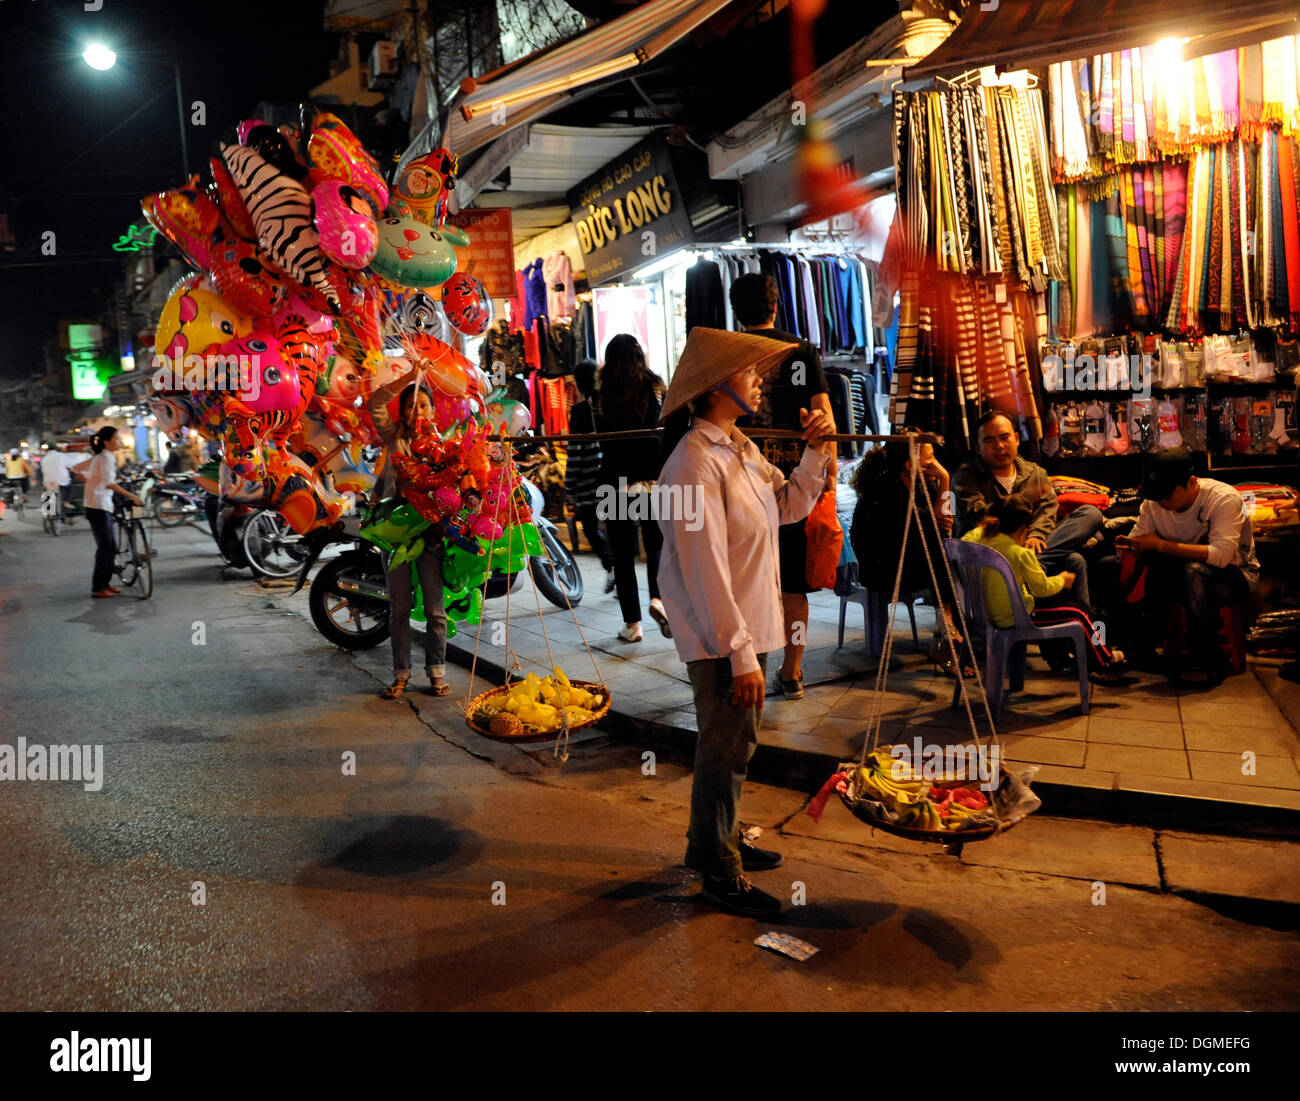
[0,506,1297,1011]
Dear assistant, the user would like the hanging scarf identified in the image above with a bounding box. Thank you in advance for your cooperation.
[1099,53,1114,154]
[1228,143,1244,326]
[1240,43,1265,139]
[1105,189,1133,323]
[1263,37,1294,129]
[1119,50,1136,161]
[1218,146,1233,326]
[1238,140,1256,328]
[1075,188,1094,334]
[1273,131,1288,313]
[1131,47,1149,162]
[1162,164,1188,305]
[1152,166,1166,317]
[1280,133,1300,323]
[984,86,1015,274]
[1202,147,1221,321]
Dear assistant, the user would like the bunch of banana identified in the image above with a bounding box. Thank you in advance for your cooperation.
[945,800,998,830]
[896,800,943,831]
[855,753,927,812]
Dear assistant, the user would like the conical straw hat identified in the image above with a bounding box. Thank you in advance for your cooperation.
[658,327,799,421]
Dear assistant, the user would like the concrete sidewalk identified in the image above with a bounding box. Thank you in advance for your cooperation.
[436,549,1300,835]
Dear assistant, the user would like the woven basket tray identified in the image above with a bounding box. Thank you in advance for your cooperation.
[838,792,1002,845]
[464,680,612,743]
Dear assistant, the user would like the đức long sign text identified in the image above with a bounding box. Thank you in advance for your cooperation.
[568,137,692,285]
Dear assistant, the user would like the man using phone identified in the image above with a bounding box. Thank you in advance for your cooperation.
[1117,449,1259,685]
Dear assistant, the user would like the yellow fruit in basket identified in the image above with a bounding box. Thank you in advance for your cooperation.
[563,705,592,724]
[489,712,523,737]
[555,666,571,688]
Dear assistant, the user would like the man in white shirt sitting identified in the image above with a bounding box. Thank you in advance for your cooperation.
[1117,449,1259,686]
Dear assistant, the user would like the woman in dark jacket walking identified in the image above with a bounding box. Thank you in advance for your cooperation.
[598,334,668,642]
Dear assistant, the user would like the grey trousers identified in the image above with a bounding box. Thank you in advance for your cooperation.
[386,544,447,678]
[684,652,769,879]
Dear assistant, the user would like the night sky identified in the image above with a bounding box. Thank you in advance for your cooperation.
[0,0,339,379]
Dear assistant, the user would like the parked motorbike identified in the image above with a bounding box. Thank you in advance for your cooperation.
[294,476,583,650]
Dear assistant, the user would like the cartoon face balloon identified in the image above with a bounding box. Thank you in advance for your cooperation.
[370,217,469,289]
[142,181,226,271]
[306,112,388,214]
[209,236,288,319]
[392,150,457,226]
[482,399,531,436]
[313,180,379,269]
[441,273,493,337]
[220,334,300,414]
[156,279,252,365]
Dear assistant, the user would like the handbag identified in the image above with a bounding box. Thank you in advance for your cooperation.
[804,488,843,591]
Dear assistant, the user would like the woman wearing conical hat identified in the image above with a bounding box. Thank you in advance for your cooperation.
[656,327,835,918]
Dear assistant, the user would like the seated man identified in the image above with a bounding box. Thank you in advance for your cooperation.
[1116,448,1259,686]
[953,410,1104,607]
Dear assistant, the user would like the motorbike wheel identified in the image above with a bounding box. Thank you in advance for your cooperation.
[154,495,192,527]
[529,521,583,608]
[308,549,391,650]
[242,509,306,579]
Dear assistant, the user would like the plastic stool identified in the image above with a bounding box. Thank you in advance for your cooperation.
[1165,602,1247,674]
[838,585,922,656]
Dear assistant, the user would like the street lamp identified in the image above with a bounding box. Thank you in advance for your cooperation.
[82,43,116,71]
[81,38,189,180]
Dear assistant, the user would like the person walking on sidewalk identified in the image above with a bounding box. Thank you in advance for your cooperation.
[71,427,142,598]
[597,334,669,643]
[367,363,450,700]
[657,327,835,917]
[564,357,616,594]
[730,272,837,700]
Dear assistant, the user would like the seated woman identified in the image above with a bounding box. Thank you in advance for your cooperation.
[962,494,1127,684]
[851,433,971,677]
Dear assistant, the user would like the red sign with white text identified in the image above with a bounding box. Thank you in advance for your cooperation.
[446,207,515,299]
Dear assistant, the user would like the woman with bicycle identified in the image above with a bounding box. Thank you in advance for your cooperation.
[72,427,142,598]
[366,362,450,700]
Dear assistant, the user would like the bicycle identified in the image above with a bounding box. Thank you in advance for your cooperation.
[41,486,61,535]
[112,494,153,599]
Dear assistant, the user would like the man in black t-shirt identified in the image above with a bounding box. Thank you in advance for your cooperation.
[730,272,836,701]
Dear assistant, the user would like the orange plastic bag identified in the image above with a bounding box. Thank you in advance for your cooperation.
[804,490,842,591]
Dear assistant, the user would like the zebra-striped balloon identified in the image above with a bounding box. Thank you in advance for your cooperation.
[219,142,339,314]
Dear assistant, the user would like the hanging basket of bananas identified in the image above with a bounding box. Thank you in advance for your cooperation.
[819,748,1040,845]
[464,667,611,743]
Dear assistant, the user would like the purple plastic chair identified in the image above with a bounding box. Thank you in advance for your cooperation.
[943,538,1090,718]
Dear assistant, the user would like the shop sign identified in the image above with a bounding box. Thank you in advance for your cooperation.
[568,137,692,285]
[445,207,516,298]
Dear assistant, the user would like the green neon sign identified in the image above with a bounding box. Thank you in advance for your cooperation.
[112,225,160,252]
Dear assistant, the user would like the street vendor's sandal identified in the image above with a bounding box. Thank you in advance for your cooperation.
[700,874,781,917]
[380,675,411,700]
[428,679,451,697]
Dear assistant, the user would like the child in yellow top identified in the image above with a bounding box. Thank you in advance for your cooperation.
[963,494,1125,680]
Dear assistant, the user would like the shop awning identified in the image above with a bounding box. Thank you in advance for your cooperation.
[905,0,1300,82]
[444,0,738,156]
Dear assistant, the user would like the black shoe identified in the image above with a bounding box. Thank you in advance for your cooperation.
[700,874,782,917]
[780,677,804,700]
[740,841,783,871]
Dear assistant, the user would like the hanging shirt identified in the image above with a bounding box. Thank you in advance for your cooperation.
[685,258,725,332]
[523,259,548,330]
[542,251,576,321]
